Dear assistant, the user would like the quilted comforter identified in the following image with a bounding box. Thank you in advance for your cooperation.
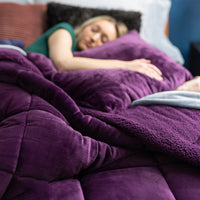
[1,30,200,200]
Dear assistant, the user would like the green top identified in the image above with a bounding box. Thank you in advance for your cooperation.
[25,22,76,57]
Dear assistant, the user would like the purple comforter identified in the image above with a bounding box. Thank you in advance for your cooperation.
[1,31,200,199]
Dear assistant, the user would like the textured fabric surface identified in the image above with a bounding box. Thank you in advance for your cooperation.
[1,38,200,199]
[0,3,47,48]
[47,2,141,32]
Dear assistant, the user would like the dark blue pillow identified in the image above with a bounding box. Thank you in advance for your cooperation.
[0,39,24,49]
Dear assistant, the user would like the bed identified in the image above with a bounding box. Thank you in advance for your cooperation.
[1,1,200,200]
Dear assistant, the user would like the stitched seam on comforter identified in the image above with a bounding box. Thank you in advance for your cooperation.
[15,94,32,173]
[2,94,32,199]
[152,154,177,200]
[79,178,86,200]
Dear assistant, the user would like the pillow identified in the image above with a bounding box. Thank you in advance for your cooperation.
[0,39,24,49]
[47,2,141,32]
[51,30,192,113]
[0,3,47,48]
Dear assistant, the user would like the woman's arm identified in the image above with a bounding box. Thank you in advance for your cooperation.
[48,29,163,81]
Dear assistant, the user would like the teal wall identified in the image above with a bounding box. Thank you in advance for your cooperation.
[169,0,200,67]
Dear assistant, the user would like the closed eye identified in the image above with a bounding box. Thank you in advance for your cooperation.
[91,25,100,32]
[101,35,109,43]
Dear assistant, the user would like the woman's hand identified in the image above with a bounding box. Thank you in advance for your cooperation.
[124,59,163,81]
[176,76,200,92]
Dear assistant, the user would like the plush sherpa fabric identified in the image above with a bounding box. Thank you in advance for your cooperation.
[47,2,141,32]
[2,29,200,200]
[1,46,200,200]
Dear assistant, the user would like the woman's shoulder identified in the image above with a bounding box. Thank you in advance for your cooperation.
[48,22,75,38]
[51,22,73,29]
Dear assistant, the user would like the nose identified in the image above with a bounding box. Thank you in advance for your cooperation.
[91,33,101,46]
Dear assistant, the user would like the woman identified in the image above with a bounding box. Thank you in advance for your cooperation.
[26,15,163,81]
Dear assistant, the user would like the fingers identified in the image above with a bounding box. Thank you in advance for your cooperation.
[142,65,163,81]
[144,66,163,81]
[146,69,163,81]
[130,59,163,81]
[139,59,162,76]
[149,64,162,75]
[139,63,163,81]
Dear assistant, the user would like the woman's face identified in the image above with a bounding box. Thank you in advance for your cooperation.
[77,20,117,51]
